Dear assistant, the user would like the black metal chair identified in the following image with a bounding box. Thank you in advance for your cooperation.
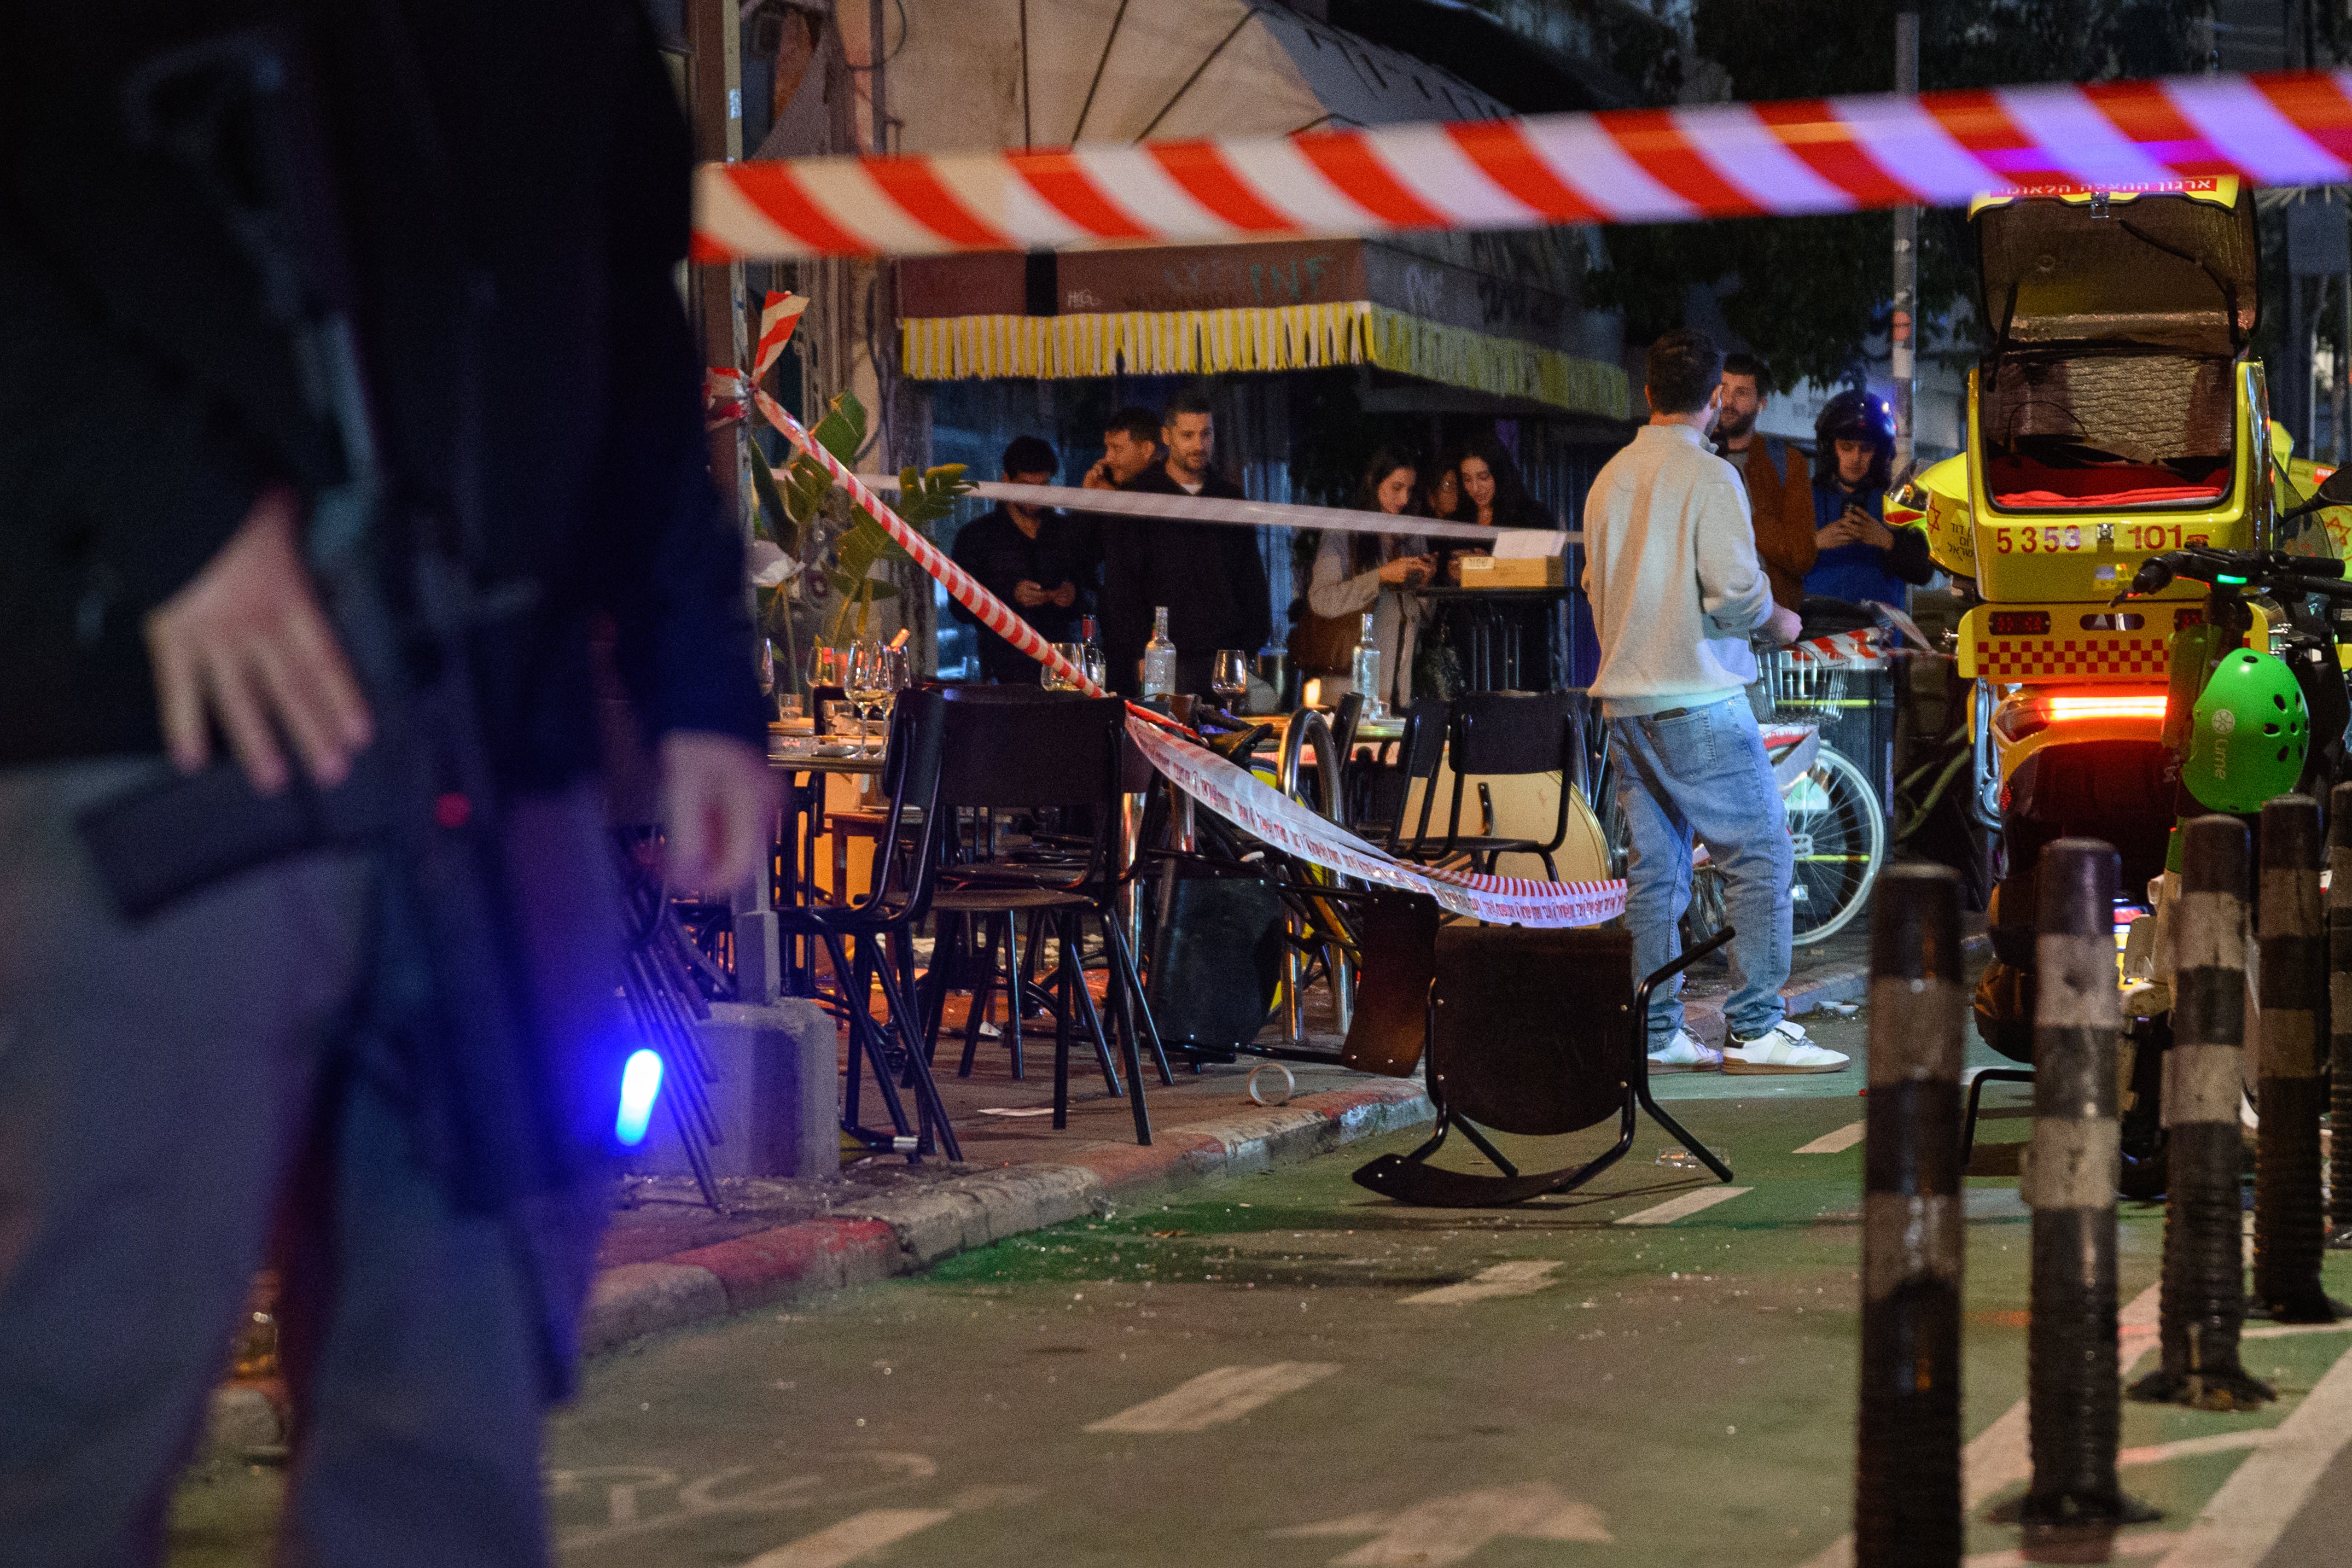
[919,693,1168,1144]
[907,685,1093,1082]
[1400,691,1581,877]
[776,690,960,1162]
[1365,698,1448,854]
[1352,924,1735,1207]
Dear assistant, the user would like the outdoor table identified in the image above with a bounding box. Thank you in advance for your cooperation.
[768,739,888,994]
[1411,585,1574,691]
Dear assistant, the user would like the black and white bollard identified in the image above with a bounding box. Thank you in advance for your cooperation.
[1857,865,1965,1568]
[2253,796,2341,1320]
[2004,838,2156,1528]
[2328,782,2352,1250]
[2129,815,2274,1409]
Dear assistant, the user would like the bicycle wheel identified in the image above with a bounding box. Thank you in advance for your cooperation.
[1788,744,1885,945]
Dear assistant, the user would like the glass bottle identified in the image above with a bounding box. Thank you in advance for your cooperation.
[1142,606,1178,702]
[1080,614,1107,689]
[1350,609,1384,720]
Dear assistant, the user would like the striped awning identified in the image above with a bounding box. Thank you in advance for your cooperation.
[898,301,1629,422]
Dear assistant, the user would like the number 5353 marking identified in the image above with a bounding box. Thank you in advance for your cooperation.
[1994,525,2083,553]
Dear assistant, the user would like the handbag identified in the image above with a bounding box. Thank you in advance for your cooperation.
[1288,608,1360,673]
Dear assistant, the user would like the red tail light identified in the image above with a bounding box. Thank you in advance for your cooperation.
[1995,692,2169,743]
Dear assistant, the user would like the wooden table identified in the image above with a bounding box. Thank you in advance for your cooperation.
[1247,710,1406,746]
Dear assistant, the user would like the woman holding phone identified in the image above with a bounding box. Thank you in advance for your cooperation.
[1308,446,1435,709]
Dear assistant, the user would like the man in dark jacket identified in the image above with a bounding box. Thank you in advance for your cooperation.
[0,7,771,1564]
[948,436,1088,682]
[1098,389,1271,697]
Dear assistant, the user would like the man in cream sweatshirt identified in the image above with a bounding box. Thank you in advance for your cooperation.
[1584,330,1848,1074]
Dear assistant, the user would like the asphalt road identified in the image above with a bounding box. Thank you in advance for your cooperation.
[168,1003,2352,1567]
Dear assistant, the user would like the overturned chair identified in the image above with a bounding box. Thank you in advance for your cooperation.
[1353,924,1736,1207]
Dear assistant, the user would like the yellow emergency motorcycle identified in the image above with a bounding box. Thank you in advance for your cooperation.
[1885,177,2351,1193]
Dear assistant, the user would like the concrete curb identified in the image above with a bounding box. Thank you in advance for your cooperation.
[583,930,1991,1355]
[580,1078,1433,1356]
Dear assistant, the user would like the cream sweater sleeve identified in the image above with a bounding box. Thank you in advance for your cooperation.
[1308,532,1382,620]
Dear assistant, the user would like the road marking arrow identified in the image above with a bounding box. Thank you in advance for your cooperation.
[1085,1362,1339,1433]
[1615,1186,1751,1226]
[1402,1260,1563,1306]
[1273,1483,1611,1566]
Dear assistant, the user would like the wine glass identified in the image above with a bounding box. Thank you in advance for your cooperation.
[1212,648,1251,713]
[1044,642,1087,692]
[806,644,848,703]
[848,641,909,757]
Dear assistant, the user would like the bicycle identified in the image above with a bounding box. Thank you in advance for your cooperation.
[1592,638,1889,951]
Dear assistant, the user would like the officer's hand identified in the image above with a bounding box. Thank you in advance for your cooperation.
[660,731,779,893]
[145,487,375,795]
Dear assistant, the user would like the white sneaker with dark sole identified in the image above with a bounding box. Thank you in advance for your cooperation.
[1646,1028,1724,1073]
[1722,1021,1849,1074]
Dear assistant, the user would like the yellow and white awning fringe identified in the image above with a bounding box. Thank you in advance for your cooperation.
[898,301,1629,421]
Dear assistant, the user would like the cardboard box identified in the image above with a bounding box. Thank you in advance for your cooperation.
[1457,553,1565,589]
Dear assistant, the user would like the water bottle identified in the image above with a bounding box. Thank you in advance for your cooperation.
[1142,606,1178,702]
[1349,610,1384,719]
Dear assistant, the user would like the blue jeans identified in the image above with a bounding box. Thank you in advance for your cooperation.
[1607,697,1794,1045]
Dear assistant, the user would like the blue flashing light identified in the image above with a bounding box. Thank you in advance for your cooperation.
[615,1049,664,1146]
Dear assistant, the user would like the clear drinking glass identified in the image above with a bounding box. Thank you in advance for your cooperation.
[1211,648,1251,710]
[806,643,849,696]
[848,641,909,757]
[1044,642,1087,691]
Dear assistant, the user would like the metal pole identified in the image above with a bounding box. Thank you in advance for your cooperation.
[2330,782,2352,1249]
[1856,865,1965,1568]
[2002,839,2156,1529]
[2252,795,2342,1319]
[1890,11,1919,476]
[2129,815,2275,1409]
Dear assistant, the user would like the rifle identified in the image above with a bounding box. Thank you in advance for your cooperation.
[78,26,574,1210]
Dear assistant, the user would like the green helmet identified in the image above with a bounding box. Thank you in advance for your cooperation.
[2184,647,2308,812]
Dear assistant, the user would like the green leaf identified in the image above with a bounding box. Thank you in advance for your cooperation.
[808,393,866,466]
[749,453,795,551]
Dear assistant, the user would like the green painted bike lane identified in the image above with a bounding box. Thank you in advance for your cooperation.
[168,1027,2352,1566]
[521,1057,2352,1568]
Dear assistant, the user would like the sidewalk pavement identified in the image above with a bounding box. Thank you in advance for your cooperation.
[582,917,1983,1358]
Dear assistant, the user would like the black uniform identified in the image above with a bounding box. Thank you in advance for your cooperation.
[947,504,1090,682]
[0,6,761,1563]
[1098,465,1270,697]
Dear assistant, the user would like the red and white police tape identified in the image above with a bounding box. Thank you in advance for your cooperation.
[693,70,2352,260]
[766,399,1626,926]
[1125,719,1627,929]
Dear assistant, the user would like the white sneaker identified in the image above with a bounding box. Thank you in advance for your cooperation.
[1646,1029,1723,1073]
[1722,1020,1849,1075]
